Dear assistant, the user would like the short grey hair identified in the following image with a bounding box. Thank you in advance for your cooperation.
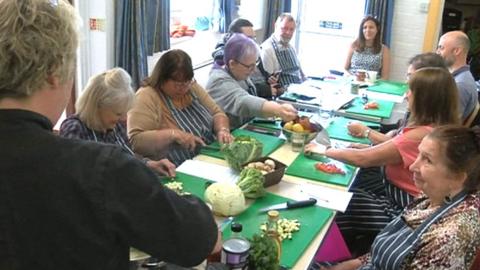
[0,0,79,99]
[76,68,134,131]
[275,13,295,25]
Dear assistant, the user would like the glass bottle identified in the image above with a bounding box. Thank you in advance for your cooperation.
[221,222,250,269]
[266,210,282,263]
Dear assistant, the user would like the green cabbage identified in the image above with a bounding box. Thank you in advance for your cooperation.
[237,168,265,198]
[222,135,263,171]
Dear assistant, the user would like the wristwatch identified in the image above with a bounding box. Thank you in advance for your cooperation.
[363,129,371,138]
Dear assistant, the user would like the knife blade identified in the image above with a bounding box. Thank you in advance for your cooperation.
[338,98,355,110]
[201,144,222,151]
[244,125,279,136]
[252,118,277,124]
[258,198,317,213]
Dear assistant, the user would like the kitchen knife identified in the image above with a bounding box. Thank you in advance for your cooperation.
[258,198,317,213]
[338,98,355,110]
[252,118,277,124]
[201,144,222,151]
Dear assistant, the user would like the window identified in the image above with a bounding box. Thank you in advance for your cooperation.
[292,0,366,76]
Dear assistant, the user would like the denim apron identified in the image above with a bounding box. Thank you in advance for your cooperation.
[359,190,468,270]
[160,91,215,166]
[271,37,302,87]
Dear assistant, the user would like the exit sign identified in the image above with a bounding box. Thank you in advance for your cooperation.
[319,20,343,30]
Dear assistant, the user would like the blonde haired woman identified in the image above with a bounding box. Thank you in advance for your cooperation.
[60,68,176,176]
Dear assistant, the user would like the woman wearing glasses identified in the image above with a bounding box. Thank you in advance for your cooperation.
[206,33,297,129]
[128,49,233,166]
[60,68,176,177]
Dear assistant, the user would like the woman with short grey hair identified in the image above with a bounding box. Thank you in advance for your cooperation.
[60,68,176,177]
[206,33,297,129]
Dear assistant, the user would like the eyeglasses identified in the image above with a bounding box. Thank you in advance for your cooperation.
[172,79,195,88]
[235,59,259,70]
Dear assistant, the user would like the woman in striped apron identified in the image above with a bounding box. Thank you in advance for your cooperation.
[60,68,176,176]
[128,49,233,166]
[305,68,461,253]
[317,125,480,270]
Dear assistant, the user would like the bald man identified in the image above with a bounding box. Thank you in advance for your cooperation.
[437,30,478,121]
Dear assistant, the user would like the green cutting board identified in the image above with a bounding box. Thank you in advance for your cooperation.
[222,193,333,269]
[286,153,356,187]
[345,97,394,119]
[327,117,381,144]
[367,80,408,96]
[161,172,334,268]
[200,129,285,159]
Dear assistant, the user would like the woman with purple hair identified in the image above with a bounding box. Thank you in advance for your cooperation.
[206,33,297,129]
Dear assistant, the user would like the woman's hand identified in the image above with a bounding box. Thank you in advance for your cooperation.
[216,128,233,144]
[172,129,205,151]
[348,142,370,149]
[304,143,328,156]
[278,103,298,122]
[347,122,368,138]
[146,158,176,177]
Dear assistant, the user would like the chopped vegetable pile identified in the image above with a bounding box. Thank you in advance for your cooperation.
[236,167,266,199]
[260,218,301,241]
[164,181,191,196]
[222,135,263,171]
[315,162,345,175]
[364,101,379,110]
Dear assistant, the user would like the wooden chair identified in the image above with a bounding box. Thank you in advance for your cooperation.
[464,101,480,127]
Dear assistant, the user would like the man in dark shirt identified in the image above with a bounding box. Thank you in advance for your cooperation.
[437,30,479,124]
[0,1,220,269]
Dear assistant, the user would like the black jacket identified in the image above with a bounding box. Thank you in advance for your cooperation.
[0,109,217,270]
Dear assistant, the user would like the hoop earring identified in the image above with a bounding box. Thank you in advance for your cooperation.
[444,194,452,204]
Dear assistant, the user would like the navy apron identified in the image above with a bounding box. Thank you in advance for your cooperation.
[160,91,215,166]
[271,37,302,87]
[359,190,468,270]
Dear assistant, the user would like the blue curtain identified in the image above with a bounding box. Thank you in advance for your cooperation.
[146,0,170,55]
[215,0,236,33]
[364,0,394,47]
[263,0,292,40]
[115,0,170,90]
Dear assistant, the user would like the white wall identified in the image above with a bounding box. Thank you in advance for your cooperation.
[389,0,444,81]
[76,0,114,93]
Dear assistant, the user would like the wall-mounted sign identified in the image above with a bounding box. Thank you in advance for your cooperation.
[319,20,343,30]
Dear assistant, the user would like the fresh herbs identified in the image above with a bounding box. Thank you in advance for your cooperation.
[248,233,279,270]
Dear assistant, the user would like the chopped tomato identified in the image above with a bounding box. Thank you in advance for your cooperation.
[314,162,345,175]
[364,101,379,110]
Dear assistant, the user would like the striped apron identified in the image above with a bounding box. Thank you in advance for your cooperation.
[89,127,135,156]
[161,92,215,166]
[359,190,468,270]
[271,37,302,87]
[336,167,414,236]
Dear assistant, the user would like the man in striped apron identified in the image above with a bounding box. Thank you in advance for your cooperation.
[261,13,306,89]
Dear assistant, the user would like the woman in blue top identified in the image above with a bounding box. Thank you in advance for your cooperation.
[344,16,390,79]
